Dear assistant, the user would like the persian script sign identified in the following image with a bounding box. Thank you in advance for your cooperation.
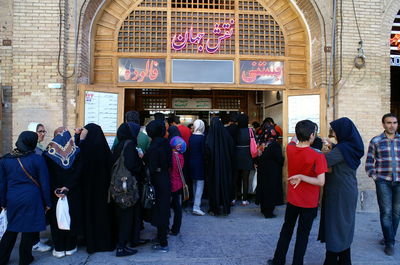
[118,58,166,83]
[171,19,234,54]
[240,61,284,85]
[172,98,212,109]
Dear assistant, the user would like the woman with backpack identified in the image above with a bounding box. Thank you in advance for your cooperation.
[111,122,143,257]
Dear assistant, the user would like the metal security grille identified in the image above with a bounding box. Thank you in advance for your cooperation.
[117,0,285,56]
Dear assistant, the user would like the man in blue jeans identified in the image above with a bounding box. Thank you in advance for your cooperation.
[366,113,400,256]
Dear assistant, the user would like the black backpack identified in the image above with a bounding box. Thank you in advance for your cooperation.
[109,140,139,208]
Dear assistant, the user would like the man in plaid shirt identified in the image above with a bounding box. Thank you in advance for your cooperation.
[365,113,400,256]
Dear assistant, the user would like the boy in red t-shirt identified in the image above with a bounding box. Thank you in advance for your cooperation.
[268,120,327,265]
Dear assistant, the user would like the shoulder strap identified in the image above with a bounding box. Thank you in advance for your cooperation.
[17,158,40,188]
[174,152,186,186]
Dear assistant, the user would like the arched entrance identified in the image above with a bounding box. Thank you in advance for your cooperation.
[78,0,326,145]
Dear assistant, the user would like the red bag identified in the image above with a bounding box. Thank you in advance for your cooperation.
[249,128,258,158]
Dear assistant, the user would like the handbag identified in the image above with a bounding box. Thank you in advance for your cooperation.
[249,128,258,158]
[174,152,189,201]
[0,209,7,239]
[142,167,156,209]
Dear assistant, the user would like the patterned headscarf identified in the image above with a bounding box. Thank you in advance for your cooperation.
[44,129,80,169]
[262,123,278,144]
[170,136,187,154]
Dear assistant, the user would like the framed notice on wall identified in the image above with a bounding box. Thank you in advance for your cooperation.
[288,95,320,134]
[84,91,118,133]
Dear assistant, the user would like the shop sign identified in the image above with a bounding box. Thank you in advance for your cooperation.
[240,61,284,85]
[84,91,118,134]
[390,11,400,66]
[172,98,212,109]
[391,55,400,66]
[171,19,234,54]
[118,58,165,83]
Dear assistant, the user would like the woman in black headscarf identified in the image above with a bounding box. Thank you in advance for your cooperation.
[205,117,234,216]
[111,122,143,257]
[233,114,254,206]
[255,124,284,218]
[167,126,182,141]
[0,131,51,265]
[318,117,364,265]
[44,127,82,258]
[75,123,115,253]
[144,120,171,252]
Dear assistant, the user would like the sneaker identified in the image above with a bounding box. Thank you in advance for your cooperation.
[169,230,179,236]
[231,200,236,206]
[152,244,169,253]
[193,209,205,216]
[384,244,394,256]
[116,247,138,257]
[32,242,51,252]
[65,247,78,256]
[241,200,250,206]
[52,249,66,258]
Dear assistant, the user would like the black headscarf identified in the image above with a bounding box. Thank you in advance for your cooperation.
[4,131,38,158]
[112,122,140,163]
[146,120,171,167]
[330,117,364,170]
[168,125,182,141]
[237,114,249,128]
[206,117,234,215]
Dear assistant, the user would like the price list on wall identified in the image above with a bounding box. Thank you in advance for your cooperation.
[84,91,118,133]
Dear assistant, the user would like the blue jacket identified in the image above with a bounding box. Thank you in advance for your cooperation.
[0,153,51,232]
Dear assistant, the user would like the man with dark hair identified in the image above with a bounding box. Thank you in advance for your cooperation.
[268,119,327,265]
[154,112,165,121]
[366,113,400,256]
[169,115,191,144]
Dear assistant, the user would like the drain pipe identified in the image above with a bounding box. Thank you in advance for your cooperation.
[327,0,337,119]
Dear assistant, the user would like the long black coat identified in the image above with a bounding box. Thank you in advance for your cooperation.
[144,137,171,228]
[44,153,83,235]
[255,141,284,214]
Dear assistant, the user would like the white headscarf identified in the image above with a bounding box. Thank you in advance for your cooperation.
[27,122,40,132]
[193,119,205,135]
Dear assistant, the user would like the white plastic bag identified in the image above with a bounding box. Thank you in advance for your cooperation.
[0,209,7,239]
[248,170,258,194]
[56,197,70,230]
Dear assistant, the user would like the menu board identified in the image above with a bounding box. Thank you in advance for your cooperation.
[84,91,118,133]
[288,95,320,133]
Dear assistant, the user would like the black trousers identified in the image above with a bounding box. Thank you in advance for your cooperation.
[115,205,134,249]
[170,190,182,234]
[272,203,318,265]
[32,232,40,246]
[50,227,77,252]
[324,248,351,265]
[0,231,36,265]
[131,202,142,245]
[235,170,250,201]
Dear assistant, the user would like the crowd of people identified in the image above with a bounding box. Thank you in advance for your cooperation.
[0,110,398,265]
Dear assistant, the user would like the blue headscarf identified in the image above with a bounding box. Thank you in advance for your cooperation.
[45,130,80,169]
[170,136,186,154]
[330,117,364,170]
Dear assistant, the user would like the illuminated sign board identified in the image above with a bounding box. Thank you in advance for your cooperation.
[118,58,166,83]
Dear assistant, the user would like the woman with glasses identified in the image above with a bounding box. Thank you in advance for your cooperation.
[27,123,47,155]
